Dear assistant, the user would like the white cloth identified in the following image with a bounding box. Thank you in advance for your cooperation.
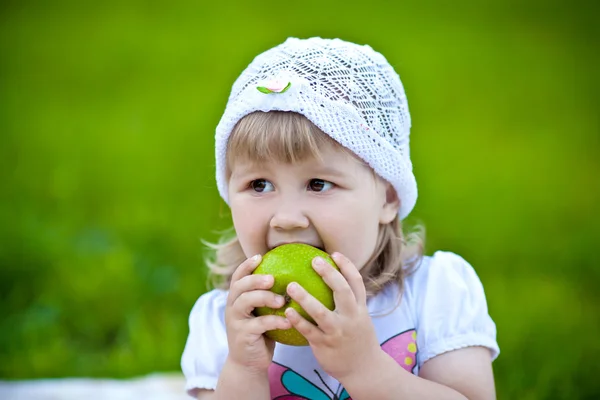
[0,374,189,400]
[181,251,499,398]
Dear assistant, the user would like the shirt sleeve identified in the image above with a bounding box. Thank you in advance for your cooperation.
[412,251,500,368]
[181,289,229,397]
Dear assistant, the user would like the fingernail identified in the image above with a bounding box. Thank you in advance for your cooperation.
[275,296,285,306]
[314,257,326,267]
[263,275,273,284]
[288,282,298,293]
[252,254,261,262]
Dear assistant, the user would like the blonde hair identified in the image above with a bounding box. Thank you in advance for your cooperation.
[205,111,424,297]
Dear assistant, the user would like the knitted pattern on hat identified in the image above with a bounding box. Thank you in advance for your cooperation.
[215,37,417,219]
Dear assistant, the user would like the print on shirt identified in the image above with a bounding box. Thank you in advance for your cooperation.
[381,328,418,374]
[269,363,350,400]
[268,329,417,399]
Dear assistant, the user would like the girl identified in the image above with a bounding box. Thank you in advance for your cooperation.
[182,37,499,399]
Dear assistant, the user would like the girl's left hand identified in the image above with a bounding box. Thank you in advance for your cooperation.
[284,252,383,381]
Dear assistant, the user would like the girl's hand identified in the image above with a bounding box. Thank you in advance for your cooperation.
[224,255,292,373]
[284,252,383,381]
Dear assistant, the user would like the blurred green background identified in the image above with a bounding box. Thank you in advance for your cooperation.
[1,0,598,399]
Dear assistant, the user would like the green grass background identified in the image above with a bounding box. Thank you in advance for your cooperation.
[1,1,599,399]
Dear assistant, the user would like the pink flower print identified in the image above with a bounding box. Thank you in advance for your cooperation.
[257,79,291,94]
[265,79,287,92]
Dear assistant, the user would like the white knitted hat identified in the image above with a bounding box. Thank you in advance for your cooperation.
[215,37,417,219]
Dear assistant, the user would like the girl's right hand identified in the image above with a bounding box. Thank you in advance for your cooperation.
[224,254,291,373]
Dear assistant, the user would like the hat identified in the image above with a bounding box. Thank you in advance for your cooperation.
[215,37,417,219]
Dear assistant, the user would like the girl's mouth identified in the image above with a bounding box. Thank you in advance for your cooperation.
[271,242,326,252]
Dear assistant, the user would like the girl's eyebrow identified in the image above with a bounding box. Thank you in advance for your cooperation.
[229,161,268,179]
[310,165,348,177]
[230,169,258,181]
[229,160,355,180]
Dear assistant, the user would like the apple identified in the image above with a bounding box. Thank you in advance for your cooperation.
[252,243,338,346]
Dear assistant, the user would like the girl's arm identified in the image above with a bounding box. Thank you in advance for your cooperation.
[339,346,495,400]
[191,255,291,400]
[285,253,496,399]
[196,390,215,399]
[196,357,271,400]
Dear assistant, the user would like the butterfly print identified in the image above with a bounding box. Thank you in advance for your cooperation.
[268,329,417,399]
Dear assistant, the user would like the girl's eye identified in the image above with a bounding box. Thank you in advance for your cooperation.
[250,179,274,193]
[308,179,333,192]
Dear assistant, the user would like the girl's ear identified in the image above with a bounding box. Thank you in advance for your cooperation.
[379,182,401,224]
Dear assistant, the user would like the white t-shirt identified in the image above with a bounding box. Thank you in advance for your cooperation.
[181,251,499,398]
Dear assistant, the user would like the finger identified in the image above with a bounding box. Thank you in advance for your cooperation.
[230,254,262,285]
[246,314,292,335]
[228,273,274,307]
[286,282,336,332]
[233,290,286,316]
[284,307,322,344]
[331,252,367,306]
[312,256,358,315]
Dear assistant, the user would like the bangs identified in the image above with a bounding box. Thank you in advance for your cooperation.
[226,111,348,174]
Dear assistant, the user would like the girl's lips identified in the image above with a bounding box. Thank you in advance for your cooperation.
[270,242,325,252]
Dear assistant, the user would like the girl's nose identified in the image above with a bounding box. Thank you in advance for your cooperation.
[269,203,310,230]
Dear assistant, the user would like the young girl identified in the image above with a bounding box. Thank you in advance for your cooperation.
[182,37,499,399]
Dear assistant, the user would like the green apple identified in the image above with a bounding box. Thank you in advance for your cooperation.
[252,243,338,346]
